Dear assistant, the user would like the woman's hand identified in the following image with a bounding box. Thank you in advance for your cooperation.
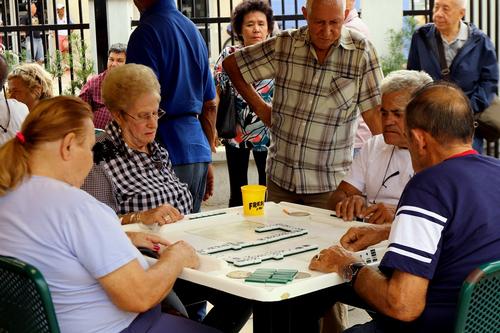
[139,204,183,225]
[126,231,171,251]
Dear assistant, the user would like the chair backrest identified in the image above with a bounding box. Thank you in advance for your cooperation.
[0,256,60,333]
[455,260,500,333]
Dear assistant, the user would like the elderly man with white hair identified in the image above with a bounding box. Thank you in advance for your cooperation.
[328,70,433,224]
[407,0,499,153]
[223,0,384,208]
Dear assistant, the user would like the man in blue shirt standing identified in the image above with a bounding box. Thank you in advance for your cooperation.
[310,82,500,333]
[127,0,217,213]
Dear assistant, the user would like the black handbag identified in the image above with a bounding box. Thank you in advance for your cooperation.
[216,80,237,139]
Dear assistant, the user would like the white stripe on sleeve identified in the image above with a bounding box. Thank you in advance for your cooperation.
[387,246,432,263]
[389,213,445,256]
[396,205,447,223]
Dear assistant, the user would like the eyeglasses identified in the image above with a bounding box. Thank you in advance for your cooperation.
[370,171,400,205]
[122,108,166,123]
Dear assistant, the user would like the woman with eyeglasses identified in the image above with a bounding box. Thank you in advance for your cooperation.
[0,96,222,333]
[82,64,192,230]
[213,0,274,207]
[7,63,53,112]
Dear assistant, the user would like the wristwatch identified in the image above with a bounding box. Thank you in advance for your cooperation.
[343,262,366,286]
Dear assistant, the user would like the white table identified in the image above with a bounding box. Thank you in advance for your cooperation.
[124,202,386,332]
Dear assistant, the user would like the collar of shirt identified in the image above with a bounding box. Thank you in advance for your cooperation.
[105,120,162,158]
[141,0,176,20]
[294,26,357,52]
[345,8,359,24]
[444,21,469,45]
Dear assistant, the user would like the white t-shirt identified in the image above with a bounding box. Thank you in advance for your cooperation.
[343,134,413,206]
[0,97,29,146]
[0,176,148,333]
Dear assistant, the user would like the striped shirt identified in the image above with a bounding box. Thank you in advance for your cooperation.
[379,153,500,332]
[234,26,383,193]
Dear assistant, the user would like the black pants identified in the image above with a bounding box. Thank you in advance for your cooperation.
[225,144,267,207]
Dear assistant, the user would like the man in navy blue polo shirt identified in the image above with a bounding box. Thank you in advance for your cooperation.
[310,82,500,333]
[127,0,217,213]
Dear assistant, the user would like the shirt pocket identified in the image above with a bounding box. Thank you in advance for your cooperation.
[329,76,356,110]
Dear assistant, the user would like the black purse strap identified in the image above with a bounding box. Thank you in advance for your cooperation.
[434,30,451,81]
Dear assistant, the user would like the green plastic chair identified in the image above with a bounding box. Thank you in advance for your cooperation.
[94,128,105,136]
[0,256,60,333]
[455,260,500,333]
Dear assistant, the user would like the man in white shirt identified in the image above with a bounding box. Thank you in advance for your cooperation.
[327,70,432,224]
[0,54,29,146]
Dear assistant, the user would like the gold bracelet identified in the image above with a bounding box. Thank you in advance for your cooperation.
[135,211,143,224]
[128,213,136,225]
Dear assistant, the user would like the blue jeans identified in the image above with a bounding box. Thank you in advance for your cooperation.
[173,162,209,213]
[25,37,44,62]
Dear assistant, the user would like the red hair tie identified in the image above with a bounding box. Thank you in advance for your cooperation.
[16,132,26,144]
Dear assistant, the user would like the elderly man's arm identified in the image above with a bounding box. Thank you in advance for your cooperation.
[309,245,429,322]
[99,240,199,313]
[340,224,391,251]
[200,98,217,153]
[361,107,382,135]
[222,54,272,126]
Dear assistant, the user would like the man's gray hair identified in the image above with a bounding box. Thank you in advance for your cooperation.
[380,70,433,95]
[305,0,346,14]
[108,43,127,56]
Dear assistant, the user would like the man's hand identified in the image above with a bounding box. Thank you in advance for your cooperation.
[363,203,396,224]
[340,224,391,251]
[160,240,200,269]
[203,164,214,201]
[126,232,171,251]
[336,194,366,221]
[140,204,183,225]
[253,102,272,127]
[309,245,360,274]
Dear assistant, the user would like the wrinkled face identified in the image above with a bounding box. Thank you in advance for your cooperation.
[107,52,126,70]
[433,0,465,34]
[241,11,269,47]
[73,118,96,188]
[381,90,411,148]
[8,77,38,110]
[115,92,160,151]
[302,0,344,54]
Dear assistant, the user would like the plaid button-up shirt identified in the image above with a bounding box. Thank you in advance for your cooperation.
[234,26,383,194]
[83,121,193,215]
[79,70,112,129]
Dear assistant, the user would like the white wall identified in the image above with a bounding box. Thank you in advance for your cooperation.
[361,0,403,58]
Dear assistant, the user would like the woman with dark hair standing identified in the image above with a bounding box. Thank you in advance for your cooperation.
[213,0,274,207]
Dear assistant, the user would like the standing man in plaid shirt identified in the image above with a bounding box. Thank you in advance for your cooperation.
[80,43,127,129]
[223,0,383,208]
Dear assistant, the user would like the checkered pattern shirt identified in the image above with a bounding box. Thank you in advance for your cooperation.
[234,26,383,194]
[79,70,112,129]
[83,121,193,215]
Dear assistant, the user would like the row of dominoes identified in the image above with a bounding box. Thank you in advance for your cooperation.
[225,244,319,267]
[198,227,308,255]
[254,224,305,233]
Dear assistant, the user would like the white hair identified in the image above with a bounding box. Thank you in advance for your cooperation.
[380,70,433,95]
[305,0,346,14]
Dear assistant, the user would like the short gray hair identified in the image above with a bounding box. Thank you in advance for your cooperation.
[108,43,127,56]
[305,0,346,14]
[455,0,467,10]
[380,70,433,95]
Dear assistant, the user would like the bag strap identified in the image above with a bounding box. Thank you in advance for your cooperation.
[434,30,451,81]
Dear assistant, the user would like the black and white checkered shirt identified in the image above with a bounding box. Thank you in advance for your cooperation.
[82,121,193,215]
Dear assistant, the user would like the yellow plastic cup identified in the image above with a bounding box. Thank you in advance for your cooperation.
[241,185,267,216]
